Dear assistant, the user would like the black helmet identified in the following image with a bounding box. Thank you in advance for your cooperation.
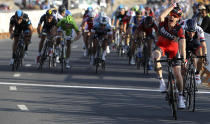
[185,19,197,32]
[46,9,53,17]
[58,5,66,14]
[15,10,23,19]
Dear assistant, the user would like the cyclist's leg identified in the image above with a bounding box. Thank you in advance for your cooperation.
[11,33,20,64]
[65,38,72,68]
[38,29,47,54]
[102,39,108,61]
[23,29,32,54]
[153,46,166,92]
[147,34,155,69]
[172,57,186,108]
[153,47,163,79]
[194,41,203,84]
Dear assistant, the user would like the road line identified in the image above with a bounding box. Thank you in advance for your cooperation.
[72,45,78,49]
[0,82,210,94]
[13,73,21,77]
[24,64,32,67]
[17,105,29,111]
[9,86,17,91]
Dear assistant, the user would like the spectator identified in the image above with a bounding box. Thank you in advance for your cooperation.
[41,0,50,10]
[199,5,210,34]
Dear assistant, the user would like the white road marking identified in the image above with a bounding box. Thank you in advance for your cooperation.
[13,73,21,77]
[0,81,210,94]
[9,86,17,91]
[17,105,29,111]
[72,45,78,49]
[24,64,32,67]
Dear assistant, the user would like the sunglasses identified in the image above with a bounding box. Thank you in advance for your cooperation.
[170,13,179,18]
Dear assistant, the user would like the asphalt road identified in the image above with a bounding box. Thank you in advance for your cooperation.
[0,33,210,124]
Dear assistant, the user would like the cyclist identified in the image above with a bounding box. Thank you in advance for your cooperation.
[128,10,144,65]
[90,16,112,65]
[135,16,158,69]
[183,19,207,84]
[81,11,96,56]
[57,5,66,22]
[37,9,57,63]
[9,10,33,65]
[56,15,81,68]
[81,7,93,50]
[94,12,112,53]
[152,3,186,108]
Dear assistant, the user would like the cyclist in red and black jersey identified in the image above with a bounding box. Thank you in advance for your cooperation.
[135,16,158,69]
[81,11,96,56]
[9,10,33,65]
[153,3,186,109]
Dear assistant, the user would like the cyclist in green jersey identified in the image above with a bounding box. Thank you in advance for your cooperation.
[56,15,81,68]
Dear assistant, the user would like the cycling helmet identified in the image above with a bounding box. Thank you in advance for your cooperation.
[65,10,72,16]
[139,5,144,11]
[136,10,142,16]
[119,4,124,10]
[46,9,53,17]
[99,16,108,25]
[145,7,151,11]
[15,10,23,19]
[170,7,183,18]
[87,6,93,11]
[185,19,197,32]
[133,5,139,12]
[58,5,66,14]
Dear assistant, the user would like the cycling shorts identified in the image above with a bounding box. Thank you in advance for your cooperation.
[186,39,202,55]
[155,45,181,66]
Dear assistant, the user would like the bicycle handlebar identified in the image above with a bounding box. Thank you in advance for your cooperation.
[155,58,184,63]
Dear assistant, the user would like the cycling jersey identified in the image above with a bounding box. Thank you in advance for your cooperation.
[92,23,112,36]
[122,15,131,25]
[57,16,79,36]
[10,13,31,36]
[83,17,94,31]
[137,20,158,36]
[156,18,185,59]
[116,12,127,24]
[38,14,57,33]
[83,10,90,19]
[94,16,112,26]
[185,32,202,55]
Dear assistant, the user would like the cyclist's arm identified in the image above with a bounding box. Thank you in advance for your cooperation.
[9,17,15,35]
[116,18,120,28]
[72,18,81,41]
[197,26,207,55]
[123,22,127,33]
[159,3,175,23]
[177,28,186,60]
[28,24,33,36]
[37,16,44,36]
